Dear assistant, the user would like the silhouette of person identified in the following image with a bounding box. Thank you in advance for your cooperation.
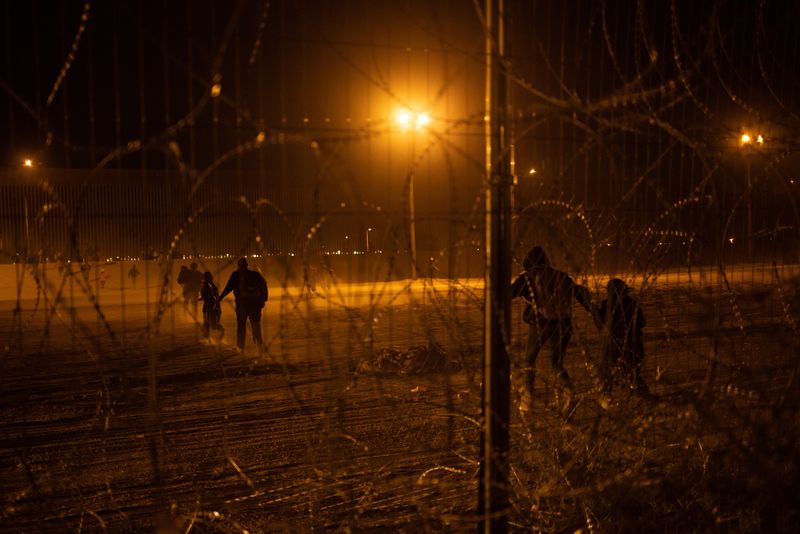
[128,264,140,288]
[96,268,109,289]
[219,257,268,352]
[199,271,225,341]
[80,260,92,278]
[511,246,592,402]
[178,263,203,316]
[177,265,189,304]
[595,278,649,396]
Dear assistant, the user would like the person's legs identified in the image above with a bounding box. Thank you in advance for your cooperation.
[201,310,211,338]
[550,319,573,389]
[235,306,247,349]
[600,343,619,394]
[526,319,556,401]
[248,307,263,351]
[626,342,650,395]
[212,309,224,340]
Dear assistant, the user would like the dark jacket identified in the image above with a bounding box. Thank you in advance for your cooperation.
[511,267,591,322]
[200,280,220,314]
[220,269,268,308]
[183,269,204,295]
[597,295,645,360]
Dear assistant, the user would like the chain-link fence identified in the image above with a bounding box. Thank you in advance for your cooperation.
[2,1,800,531]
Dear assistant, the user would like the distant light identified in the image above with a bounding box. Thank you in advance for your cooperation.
[740,132,764,147]
[395,109,412,130]
[528,168,536,175]
[394,108,430,132]
[210,84,221,98]
[729,237,735,244]
[23,159,33,167]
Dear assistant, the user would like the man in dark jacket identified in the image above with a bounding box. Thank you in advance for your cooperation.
[219,257,268,352]
[511,246,592,403]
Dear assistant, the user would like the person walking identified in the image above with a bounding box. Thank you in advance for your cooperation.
[511,246,592,403]
[177,265,189,307]
[219,257,268,352]
[128,264,140,288]
[96,268,109,289]
[178,262,204,317]
[595,278,650,397]
[199,271,225,341]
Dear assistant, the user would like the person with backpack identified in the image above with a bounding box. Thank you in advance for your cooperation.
[219,257,268,352]
[511,246,592,404]
[199,271,224,341]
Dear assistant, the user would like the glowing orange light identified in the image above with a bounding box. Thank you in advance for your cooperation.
[757,134,764,144]
[23,159,33,167]
[528,168,536,175]
[394,108,431,132]
[395,109,412,130]
[740,133,751,145]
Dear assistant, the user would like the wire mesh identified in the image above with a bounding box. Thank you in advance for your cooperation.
[1,0,800,531]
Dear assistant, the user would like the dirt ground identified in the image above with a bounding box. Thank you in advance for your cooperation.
[1,262,799,531]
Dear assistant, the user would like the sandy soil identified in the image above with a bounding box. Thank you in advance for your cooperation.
[1,261,797,531]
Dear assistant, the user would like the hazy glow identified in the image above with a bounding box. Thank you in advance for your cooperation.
[740,132,764,147]
[395,109,412,130]
[528,168,536,175]
[23,158,33,167]
[394,108,430,132]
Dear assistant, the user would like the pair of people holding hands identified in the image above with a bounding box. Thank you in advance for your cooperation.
[512,246,649,403]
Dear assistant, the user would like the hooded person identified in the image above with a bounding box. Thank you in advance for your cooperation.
[595,278,649,396]
[219,257,268,352]
[511,246,592,403]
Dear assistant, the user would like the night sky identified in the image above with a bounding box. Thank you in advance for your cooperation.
[2,1,800,262]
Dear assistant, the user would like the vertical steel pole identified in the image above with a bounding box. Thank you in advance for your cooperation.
[747,159,752,263]
[478,0,512,531]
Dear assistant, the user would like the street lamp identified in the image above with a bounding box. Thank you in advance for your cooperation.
[20,157,36,254]
[393,107,431,279]
[739,131,764,262]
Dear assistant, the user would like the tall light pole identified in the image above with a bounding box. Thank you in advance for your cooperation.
[394,108,430,279]
[740,132,763,262]
[21,158,35,254]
